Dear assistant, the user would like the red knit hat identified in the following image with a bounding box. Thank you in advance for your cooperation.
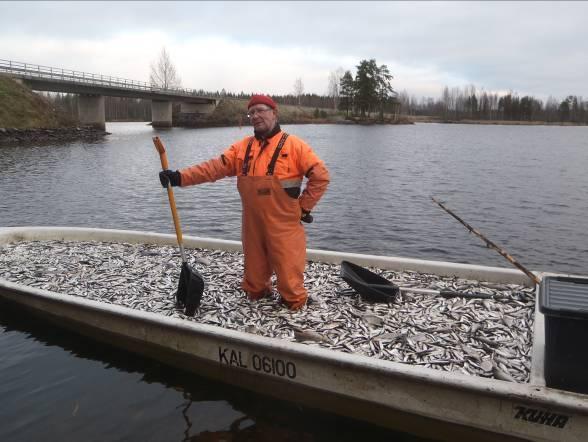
[248,94,277,110]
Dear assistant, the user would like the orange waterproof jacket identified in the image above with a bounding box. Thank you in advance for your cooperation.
[179,130,330,213]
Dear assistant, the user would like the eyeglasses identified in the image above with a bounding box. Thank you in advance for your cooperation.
[247,107,272,118]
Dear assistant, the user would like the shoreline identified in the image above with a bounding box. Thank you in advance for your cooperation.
[0,126,110,146]
[170,118,415,128]
[2,117,584,146]
[410,117,588,126]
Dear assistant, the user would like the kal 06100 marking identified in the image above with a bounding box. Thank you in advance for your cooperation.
[513,405,570,429]
[218,346,297,379]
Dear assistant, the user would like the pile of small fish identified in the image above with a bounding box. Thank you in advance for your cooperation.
[0,240,535,382]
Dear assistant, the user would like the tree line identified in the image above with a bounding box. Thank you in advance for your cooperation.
[45,86,588,125]
[42,45,588,125]
[398,86,588,123]
[51,48,588,124]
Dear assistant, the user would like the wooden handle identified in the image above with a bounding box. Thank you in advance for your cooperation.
[153,136,183,246]
[153,136,169,169]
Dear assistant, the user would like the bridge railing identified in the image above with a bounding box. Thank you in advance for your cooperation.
[0,59,213,98]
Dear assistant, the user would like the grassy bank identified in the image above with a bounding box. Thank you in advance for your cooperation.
[176,98,346,127]
[0,75,75,129]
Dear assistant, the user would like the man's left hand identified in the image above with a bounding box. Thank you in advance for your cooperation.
[301,209,313,223]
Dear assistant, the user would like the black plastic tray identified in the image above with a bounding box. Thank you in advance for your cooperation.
[340,260,399,303]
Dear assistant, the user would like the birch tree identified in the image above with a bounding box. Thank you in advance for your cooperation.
[327,67,344,110]
[293,78,304,105]
[150,47,182,90]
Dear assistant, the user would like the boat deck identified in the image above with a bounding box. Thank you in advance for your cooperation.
[0,239,535,382]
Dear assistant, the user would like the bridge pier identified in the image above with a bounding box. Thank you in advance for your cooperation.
[151,100,172,128]
[78,95,105,130]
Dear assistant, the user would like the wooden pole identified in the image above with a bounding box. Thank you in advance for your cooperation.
[431,197,541,286]
[153,136,186,263]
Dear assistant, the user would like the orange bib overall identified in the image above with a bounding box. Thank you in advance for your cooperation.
[180,130,330,310]
[238,133,307,309]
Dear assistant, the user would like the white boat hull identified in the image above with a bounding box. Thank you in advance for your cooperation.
[1,226,587,442]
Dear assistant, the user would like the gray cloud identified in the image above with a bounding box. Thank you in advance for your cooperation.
[1,1,587,99]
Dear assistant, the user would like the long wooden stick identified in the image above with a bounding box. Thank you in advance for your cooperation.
[153,136,186,263]
[431,197,540,285]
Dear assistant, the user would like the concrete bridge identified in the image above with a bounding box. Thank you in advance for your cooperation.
[0,59,218,129]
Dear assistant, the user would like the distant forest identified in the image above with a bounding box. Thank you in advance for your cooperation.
[46,86,588,124]
[397,86,588,123]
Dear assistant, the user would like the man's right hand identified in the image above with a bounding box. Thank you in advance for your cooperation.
[159,170,181,188]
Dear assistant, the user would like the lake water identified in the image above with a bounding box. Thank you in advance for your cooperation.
[1,122,587,441]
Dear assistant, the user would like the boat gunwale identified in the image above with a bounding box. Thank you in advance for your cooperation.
[0,226,538,285]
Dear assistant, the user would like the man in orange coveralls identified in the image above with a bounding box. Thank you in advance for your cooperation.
[159,95,330,310]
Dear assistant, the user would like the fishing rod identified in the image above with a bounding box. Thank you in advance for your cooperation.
[431,197,541,286]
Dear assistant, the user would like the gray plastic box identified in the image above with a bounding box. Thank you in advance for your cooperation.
[539,275,588,393]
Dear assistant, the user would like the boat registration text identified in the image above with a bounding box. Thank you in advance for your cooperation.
[218,346,297,379]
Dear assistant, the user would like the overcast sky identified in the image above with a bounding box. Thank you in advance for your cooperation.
[1,1,586,101]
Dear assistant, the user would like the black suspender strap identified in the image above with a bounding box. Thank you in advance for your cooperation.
[241,137,255,176]
[266,133,289,176]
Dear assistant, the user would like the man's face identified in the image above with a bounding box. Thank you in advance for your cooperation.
[248,105,277,134]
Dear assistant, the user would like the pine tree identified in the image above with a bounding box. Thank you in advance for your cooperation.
[354,59,378,117]
[339,71,355,117]
[375,63,395,120]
